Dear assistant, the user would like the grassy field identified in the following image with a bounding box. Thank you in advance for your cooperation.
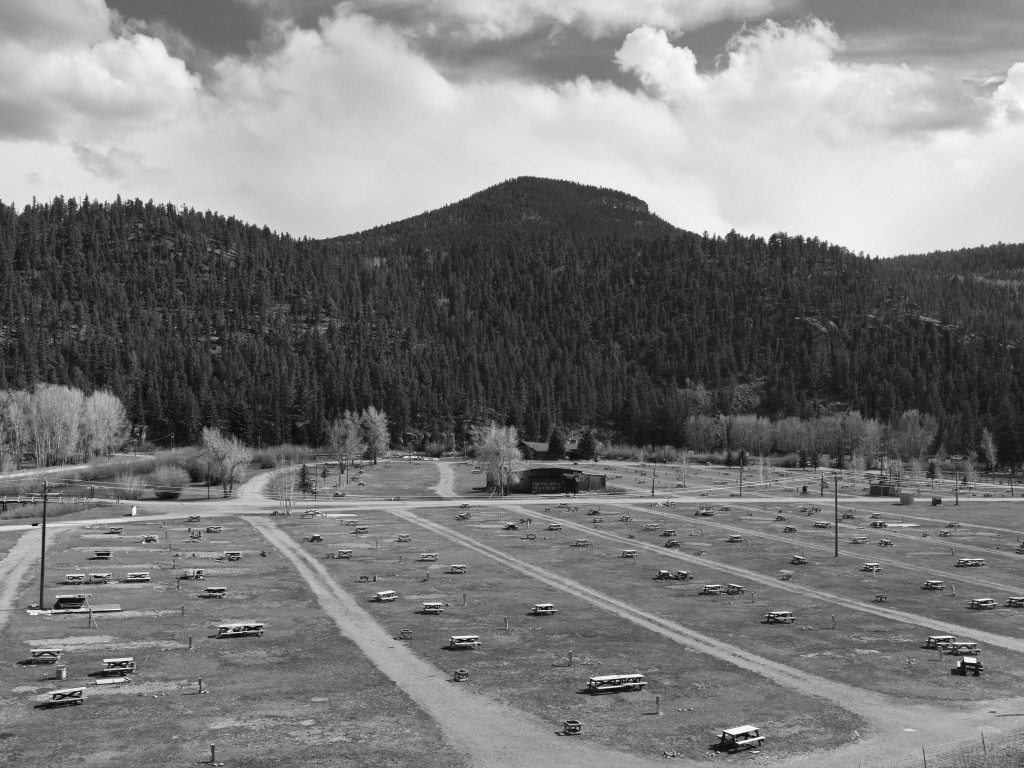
[2,457,1024,766]
[0,514,468,768]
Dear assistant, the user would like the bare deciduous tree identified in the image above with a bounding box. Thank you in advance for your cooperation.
[200,427,254,496]
[265,467,299,514]
[29,384,84,466]
[82,389,129,457]
[360,406,390,466]
[327,410,366,482]
[0,390,30,471]
[473,422,522,496]
[980,428,998,471]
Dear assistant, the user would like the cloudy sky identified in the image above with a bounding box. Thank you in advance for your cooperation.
[2,1,1024,257]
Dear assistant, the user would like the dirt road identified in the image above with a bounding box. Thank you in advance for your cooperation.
[431,461,456,498]
[248,516,669,768]
[379,500,1024,768]
[0,528,56,633]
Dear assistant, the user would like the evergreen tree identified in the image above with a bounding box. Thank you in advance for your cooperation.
[577,430,597,460]
[547,428,566,459]
[298,463,311,494]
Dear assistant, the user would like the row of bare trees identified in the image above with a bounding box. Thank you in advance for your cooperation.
[0,385,129,469]
[325,407,390,470]
[684,409,969,463]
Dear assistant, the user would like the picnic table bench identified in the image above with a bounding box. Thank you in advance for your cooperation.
[700,584,723,595]
[563,720,582,735]
[45,687,85,707]
[101,657,136,675]
[64,574,88,585]
[396,534,411,542]
[205,526,222,533]
[790,556,808,565]
[783,526,797,533]
[223,552,242,561]
[1007,597,1024,607]
[764,611,796,624]
[187,516,201,523]
[717,726,765,752]
[108,527,123,535]
[93,550,113,560]
[202,587,227,598]
[141,534,159,543]
[216,622,264,638]
[422,602,444,614]
[125,572,151,583]
[726,584,745,595]
[189,530,202,539]
[308,534,324,543]
[329,550,352,559]
[874,593,888,602]
[30,648,64,664]
[89,573,112,584]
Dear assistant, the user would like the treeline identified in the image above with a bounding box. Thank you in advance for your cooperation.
[0,178,1023,467]
[0,385,128,469]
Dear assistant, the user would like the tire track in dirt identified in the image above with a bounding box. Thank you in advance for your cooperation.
[382,504,1024,768]
[525,504,1024,655]
[246,516,668,768]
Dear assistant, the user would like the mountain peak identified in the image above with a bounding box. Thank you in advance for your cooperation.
[351,176,676,240]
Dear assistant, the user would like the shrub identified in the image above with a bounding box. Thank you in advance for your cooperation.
[116,473,146,500]
[150,465,190,500]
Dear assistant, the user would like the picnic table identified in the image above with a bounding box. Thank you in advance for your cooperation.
[101,657,136,675]
[30,649,64,664]
[563,720,582,735]
[45,687,86,707]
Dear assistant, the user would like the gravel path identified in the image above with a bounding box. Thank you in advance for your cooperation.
[248,515,668,768]
[0,529,45,633]
[431,461,456,498]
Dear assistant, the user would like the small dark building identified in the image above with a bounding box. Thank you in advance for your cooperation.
[491,466,606,494]
[869,480,900,497]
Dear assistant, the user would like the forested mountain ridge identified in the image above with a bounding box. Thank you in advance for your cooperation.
[0,177,1022,464]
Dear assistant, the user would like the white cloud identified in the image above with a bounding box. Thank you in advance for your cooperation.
[345,0,793,39]
[615,20,988,142]
[1,4,1024,259]
[0,0,199,141]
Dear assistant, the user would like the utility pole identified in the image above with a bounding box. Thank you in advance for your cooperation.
[38,480,48,610]
[739,461,744,497]
[651,463,656,497]
[834,474,839,557]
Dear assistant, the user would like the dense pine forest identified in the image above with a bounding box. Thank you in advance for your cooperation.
[1,177,1022,465]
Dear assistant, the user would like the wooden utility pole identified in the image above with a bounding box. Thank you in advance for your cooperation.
[38,480,49,610]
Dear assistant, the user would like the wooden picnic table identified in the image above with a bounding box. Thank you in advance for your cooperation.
[46,687,85,707]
